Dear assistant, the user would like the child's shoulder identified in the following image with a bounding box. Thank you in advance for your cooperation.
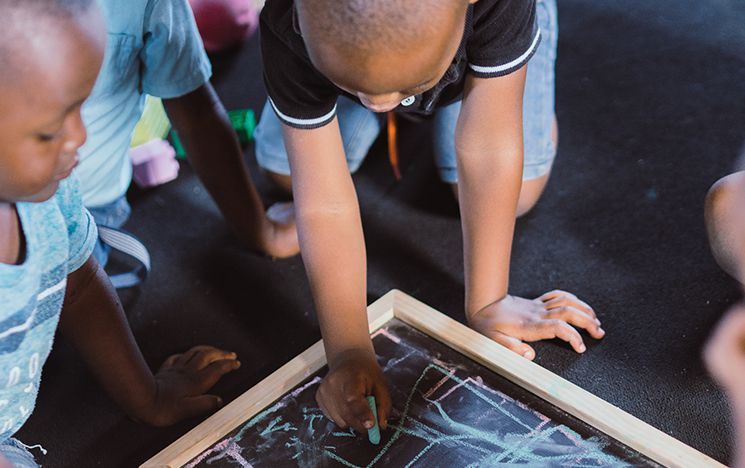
[14,176,96,280]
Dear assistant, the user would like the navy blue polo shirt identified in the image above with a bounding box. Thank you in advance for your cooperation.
[261,0,540,129]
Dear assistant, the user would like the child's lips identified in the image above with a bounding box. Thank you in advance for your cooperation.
[55,156,79,180]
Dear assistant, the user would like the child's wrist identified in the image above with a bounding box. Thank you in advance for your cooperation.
[326,345,376,370]
[466,293,509,319]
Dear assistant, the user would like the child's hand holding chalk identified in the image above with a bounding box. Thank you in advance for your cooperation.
[315,350,391,438]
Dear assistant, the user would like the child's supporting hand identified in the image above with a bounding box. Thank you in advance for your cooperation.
[705,305,745,468]
[134,346,240,427]
[705,305,745,398]
[467,290,605,360]
[316,349,391,434]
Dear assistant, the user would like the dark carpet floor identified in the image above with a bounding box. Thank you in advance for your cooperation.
[16,0,745,466]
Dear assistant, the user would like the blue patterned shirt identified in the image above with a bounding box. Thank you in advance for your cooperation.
[0,177,97,441]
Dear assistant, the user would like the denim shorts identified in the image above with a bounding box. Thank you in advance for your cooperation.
[0,438,42,468]
[255,0,558,183]
[86,195,131,267]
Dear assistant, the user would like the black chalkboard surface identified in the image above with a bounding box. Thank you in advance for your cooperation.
[184,319,657,467]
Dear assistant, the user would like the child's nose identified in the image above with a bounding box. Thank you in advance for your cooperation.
[358,93,403,113]
[62,110,88,154]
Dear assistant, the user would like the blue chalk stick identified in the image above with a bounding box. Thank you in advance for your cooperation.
[366,396,381,445]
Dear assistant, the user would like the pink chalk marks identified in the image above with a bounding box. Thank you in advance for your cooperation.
[185,321,648,467]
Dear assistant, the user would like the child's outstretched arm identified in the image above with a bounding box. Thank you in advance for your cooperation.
[163,84,299,259]
[281,119,392,434]
[456,67,604,360]
[706,305,745,468]
[59,256,240,426]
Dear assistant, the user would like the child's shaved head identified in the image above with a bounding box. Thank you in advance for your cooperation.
[297,0,469,100]
[0,0,104,202]
[297,0,462,54]
[0,0,95,80]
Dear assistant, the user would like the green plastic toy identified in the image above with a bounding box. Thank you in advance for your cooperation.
[170,108,256,159]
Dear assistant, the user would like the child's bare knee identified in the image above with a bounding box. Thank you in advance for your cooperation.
[706,173,743,228]
[517,173,551,218]
[705,172,745,279]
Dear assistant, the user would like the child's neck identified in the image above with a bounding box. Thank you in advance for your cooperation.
[0,202,25,265]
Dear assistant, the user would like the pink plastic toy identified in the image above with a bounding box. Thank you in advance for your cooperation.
[189,0,259,53]
[129,139,180,188]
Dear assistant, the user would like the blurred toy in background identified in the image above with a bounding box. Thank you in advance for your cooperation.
[129,97,257,187]
[171,108,256,159]
[188,0,260,52]
[128,96,179,189]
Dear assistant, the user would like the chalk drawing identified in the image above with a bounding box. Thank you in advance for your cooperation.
[187,324,637,467]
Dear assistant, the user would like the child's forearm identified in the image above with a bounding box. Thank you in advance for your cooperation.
[458,149,521,315]
[164,84,270,251]
[297,202,372,363]
[457,71,527,316]
[59,256,158,420]
[282,122,372,364]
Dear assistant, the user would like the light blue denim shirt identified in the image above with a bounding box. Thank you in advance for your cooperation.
[0,176,97,441]
[75,0,212,207]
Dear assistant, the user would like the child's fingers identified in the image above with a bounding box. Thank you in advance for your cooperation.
[336,377,375,433]
[171,345,216,367]
[340,393,375,434]
[527,319,586,353]
[186,348,238,371]
[542,295,597,321]
[542,306,605,339]
[161,353,181,369]
[372,380,392,430]
[537,289,570,302]
[705,306,745,377]
[194,359,241,390]
[489,331,536,360]
[316,389,349,429]
[176,394,224,421]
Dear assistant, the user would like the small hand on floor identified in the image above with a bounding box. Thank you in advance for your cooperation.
[467,290,605,360]
[705,304,745,398]
[136,345,240,427]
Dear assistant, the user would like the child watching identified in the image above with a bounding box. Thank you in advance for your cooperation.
[256,0,604,434]
[77,0,298,271]
[0,1,239,465]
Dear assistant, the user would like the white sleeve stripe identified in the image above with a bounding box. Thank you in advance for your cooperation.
[269,98,337,127]
[468,28,542,75]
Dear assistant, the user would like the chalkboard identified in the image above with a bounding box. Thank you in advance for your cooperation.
[183,319,657,467]
[144,291,720,468]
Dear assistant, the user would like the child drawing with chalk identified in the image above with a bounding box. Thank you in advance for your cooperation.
[255,0,605,437]
[0,1,239,465]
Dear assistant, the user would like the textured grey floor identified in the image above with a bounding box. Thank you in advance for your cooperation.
[16,1,745,465]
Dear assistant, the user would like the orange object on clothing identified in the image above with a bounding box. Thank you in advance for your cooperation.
[387,112,401,180]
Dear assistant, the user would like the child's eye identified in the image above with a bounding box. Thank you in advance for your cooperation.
[37,132,60,143]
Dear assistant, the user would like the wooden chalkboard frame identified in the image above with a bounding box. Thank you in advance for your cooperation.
[142,290,723,468]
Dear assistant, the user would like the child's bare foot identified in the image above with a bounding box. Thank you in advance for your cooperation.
[261,202,299,258]
[134,345,240,427]
[467,290,604,360]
